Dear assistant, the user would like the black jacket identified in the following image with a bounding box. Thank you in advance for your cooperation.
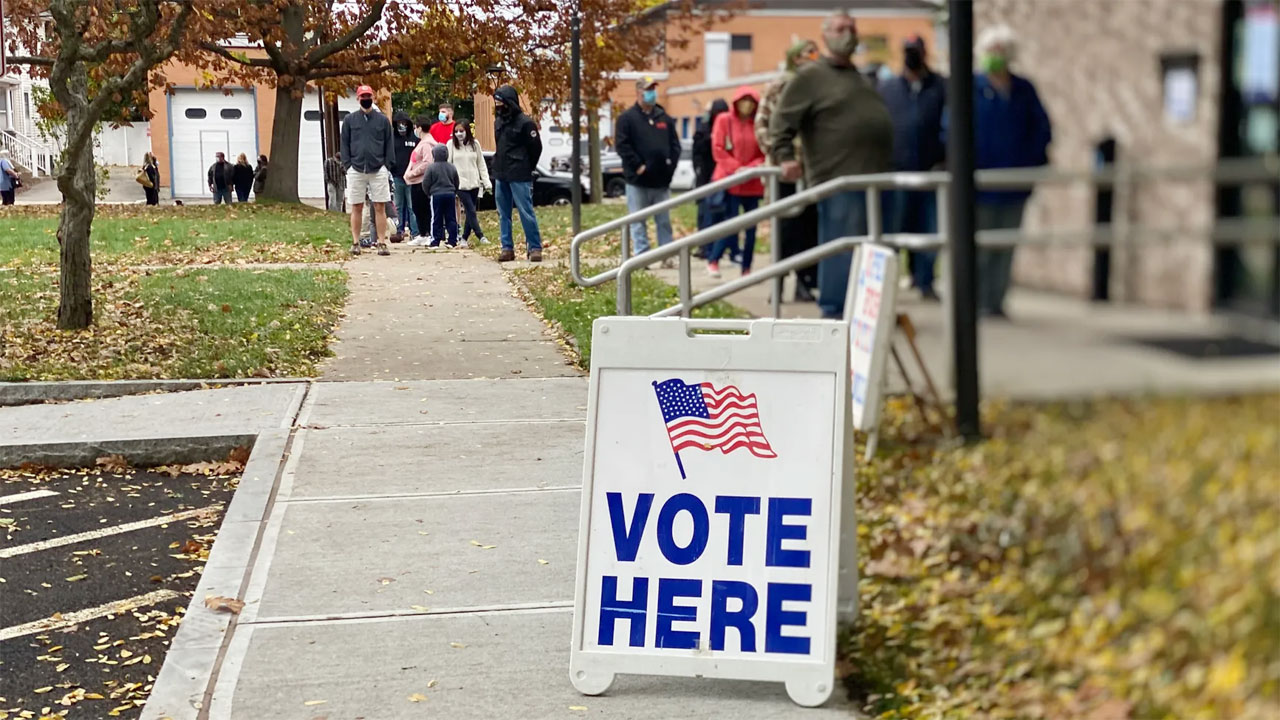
[232,163,254,193]
[692,99,729,187]
[391,110,417,178]
[207,160,233,189]
[615,101,681,188]
[492,85,542,183]
[878,71,947,171]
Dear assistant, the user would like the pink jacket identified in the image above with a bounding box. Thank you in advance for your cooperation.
[711,85,766,197]
[403,135,438,184]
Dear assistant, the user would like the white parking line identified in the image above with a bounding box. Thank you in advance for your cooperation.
[0,589,181,642]
[0,489,60,506]
[0,505,222,559]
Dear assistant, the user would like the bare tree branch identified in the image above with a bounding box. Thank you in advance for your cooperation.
[7,55,55,67]
[199,41,275,67]
[306,0,386,65]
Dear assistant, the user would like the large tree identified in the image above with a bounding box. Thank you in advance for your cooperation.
[7,0,216,329]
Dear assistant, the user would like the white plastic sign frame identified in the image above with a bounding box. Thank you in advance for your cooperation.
[570,317,854,707]
[845,243,899,435]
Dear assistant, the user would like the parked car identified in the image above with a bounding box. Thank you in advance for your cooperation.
[598,142,695,196]
[475,152,590,210]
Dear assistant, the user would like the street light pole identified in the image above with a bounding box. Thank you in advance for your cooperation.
[948,0,980,440]
[570,1,583,235]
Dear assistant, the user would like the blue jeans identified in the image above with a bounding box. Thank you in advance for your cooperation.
[495,180,542,251]
[976,201,1026,314]
[709,195,760,270]
[697,193,727,257]
[625,184,674,255]
[212,187,233,205]
[816,191,869,318]
[393,176,419,236]
[883,189,939,294]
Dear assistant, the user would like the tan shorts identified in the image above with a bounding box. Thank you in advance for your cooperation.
[346,167,391,207]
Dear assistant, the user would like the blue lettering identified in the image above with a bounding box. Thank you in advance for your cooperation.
[656,493,710,565]
[765,582,811,655]
[598,576,648,647]
[766,497,811,568]
[709,580,758,652]
[655,578,701,649]
[713,496,761,566]
[607,492,653,562]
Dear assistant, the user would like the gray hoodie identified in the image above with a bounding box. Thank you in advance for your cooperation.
[422,144,459,197]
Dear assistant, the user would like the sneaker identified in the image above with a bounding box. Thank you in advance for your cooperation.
[528,249,543,263]
[498,248,516,262]
[794,283,816,303]
[350,244,361,256]
[457,239,470,249]
[478,236,491,245]
[389,232,405,244]
[377,243,391,256]
[707,261,721,278]
[660,257,676,269]
[741,268,751,278]
[427,240,442,249]
[407,236,427,246]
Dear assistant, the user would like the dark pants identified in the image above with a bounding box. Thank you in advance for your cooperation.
[212,187,232,205]
[411,183,432,239]
[883,189,939,294]
[778,181,819,291]
[432,193,459,246]
[235,187,251,203]
[976,201,1026,314]
[696,195,726,257]
[816,190,869,318]
[459,188,485,241]
[709,195,761,271]
[1,189,13,205]
[144,187,159,206]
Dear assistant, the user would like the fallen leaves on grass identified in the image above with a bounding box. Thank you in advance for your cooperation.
[203,596,245,614]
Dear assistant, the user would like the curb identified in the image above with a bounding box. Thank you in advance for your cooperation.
[0,378,307,408]
[139,428,293,720]
[0,433,258,470]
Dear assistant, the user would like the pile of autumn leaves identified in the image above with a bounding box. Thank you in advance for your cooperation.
[843,393,1279,719]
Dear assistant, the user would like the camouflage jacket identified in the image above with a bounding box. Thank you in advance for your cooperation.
[755,73,802,166]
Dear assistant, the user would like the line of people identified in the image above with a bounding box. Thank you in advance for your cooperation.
[204,152,268,205]
[340,85,544,260]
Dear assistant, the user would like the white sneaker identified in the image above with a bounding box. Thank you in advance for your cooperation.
[407,236,427,246]
[457,239,470,249]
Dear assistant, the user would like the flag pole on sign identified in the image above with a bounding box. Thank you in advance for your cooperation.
[652,381,688,480]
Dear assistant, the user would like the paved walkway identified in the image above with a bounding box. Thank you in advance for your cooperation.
[650,257,1280,399]
[16,166,145,205]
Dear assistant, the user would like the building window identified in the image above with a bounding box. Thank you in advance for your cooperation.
[184,108,207,120]
[0,90,10,131]
[304,110,322,121]
[219,108,242,120]
[730,34,752,52]
[705,32,730,84]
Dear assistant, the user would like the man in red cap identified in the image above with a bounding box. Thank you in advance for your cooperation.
[341,85,396,256]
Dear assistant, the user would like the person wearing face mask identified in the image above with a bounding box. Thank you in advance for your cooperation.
[492,85,544,262]
[429,103,456,144]
[446,118,492,246]
[756,38,821,302]
[615,77,682,261]
[770,10,893,319]
[968,24,1052,318]
[879,35,947,302]
[391,110,421,242]
[404,115,439,246]
[340,85,396,256]
[706,86,766,279]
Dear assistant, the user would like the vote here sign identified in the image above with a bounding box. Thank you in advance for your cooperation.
[571,318,852,707]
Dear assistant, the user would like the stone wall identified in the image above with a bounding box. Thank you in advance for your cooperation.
[975,0,1223,311]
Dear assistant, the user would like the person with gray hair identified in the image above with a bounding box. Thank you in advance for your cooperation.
[769,9,894,318]
[0,150,21,205]
[970,23,1052,318]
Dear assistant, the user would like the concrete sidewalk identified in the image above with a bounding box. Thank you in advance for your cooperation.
[133,250,847,719]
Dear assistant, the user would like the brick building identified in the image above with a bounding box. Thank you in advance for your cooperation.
[976,0,1278,319]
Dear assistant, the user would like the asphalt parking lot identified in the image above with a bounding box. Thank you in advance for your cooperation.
[0,462,239,719]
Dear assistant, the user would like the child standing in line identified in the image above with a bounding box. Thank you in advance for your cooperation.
[422,144,460,249]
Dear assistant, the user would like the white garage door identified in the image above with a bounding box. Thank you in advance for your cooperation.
[298,91,359,199]
[169,89,257,198]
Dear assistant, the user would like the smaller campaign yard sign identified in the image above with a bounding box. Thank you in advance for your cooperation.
[570,317,853,707]
[845,244,899,432]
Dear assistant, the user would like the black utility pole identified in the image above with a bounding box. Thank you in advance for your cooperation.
[948,0,981,440]
[570,2,583,234]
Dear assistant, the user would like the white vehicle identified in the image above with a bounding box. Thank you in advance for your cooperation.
[670,140,696,191]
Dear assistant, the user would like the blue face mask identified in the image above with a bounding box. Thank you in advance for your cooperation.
[642,89,658,105]
[438,112,449,123]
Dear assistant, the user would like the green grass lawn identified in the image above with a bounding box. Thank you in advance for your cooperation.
[0,266,346,380]
[845,393,1280,719]
[471,201,704,262]
[510,263,747,368]
[0,203,350,268]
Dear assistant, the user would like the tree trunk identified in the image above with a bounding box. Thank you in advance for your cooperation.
[588,109,602,204]
[55,73,97,330]
[262,77,306,203]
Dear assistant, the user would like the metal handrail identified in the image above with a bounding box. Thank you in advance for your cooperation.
[569,165,783,289]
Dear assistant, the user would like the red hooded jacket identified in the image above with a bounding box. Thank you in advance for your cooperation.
[711,85,766,197]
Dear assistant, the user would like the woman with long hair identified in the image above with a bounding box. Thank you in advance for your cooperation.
[446,118,491,246]
[253,155,269,197]
[142,152,161,206]
[232,153,254,202]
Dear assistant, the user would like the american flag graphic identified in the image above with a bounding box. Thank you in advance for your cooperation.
[652,379,777,478]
